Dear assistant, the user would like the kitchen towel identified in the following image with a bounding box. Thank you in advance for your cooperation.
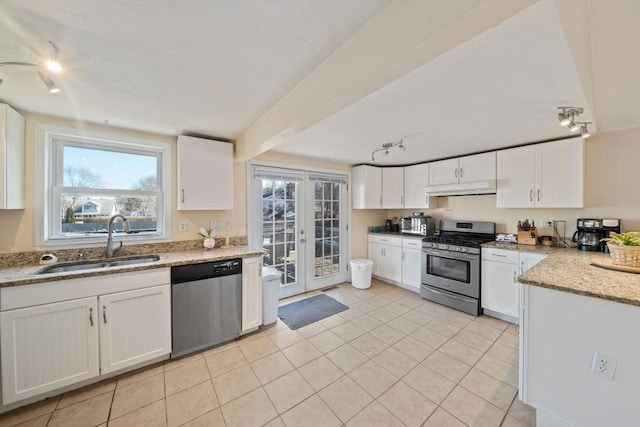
[277,294,349,330]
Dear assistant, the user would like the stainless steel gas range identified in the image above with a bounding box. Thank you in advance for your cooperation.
[420,220,496,315]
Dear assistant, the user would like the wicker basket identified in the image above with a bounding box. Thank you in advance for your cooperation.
[607,244,640,267]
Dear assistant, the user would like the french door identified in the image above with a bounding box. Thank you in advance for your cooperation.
[250,165,348,299]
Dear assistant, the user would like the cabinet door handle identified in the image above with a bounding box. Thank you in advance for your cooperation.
[181,189,185,203]
[454,168,458,178]
[89,307,94,326]
[529,189,533,202]
[460,168,463,178]
[521,261,525,274]
[379,196,382,207]
[513,271,517,283]
[103,306,107,324]
[537,189,540,201]
[400,195,403,205]
[492,253,507,258]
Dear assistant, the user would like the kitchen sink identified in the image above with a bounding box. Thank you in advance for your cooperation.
[35,255,160,275]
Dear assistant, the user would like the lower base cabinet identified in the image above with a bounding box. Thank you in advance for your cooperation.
[242,257,263,334]
[0,284,171,405]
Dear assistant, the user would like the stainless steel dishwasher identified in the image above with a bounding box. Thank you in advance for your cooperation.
[171,258,242,358]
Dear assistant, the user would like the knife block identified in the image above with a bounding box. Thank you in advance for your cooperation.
[517,228,538,245]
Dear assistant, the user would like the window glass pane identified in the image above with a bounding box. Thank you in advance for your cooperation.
[262,180,274,198]
[63,146,157,190]
[274,181,285,199]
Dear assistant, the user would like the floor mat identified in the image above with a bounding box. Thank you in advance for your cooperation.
[278,294,349,330]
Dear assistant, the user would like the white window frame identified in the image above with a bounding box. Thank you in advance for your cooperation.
[34,124,172,249]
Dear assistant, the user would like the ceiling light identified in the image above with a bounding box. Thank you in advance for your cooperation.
[557,106,584,127]
[569,121,581,132]
[575,122,592,139]
[37,71,60,93]
[0,40,66,93]
[371,139,406,162]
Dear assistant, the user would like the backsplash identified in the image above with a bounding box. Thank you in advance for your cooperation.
[0,236,248,269]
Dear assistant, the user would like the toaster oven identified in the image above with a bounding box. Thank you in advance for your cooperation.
[400,215,434,236]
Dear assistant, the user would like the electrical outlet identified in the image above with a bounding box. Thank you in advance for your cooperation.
[209,220,225,232]
[541,219,555,228]
[591,352,616,380]
[178,221,187,232]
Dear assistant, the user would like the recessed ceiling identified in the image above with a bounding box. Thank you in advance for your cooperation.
[0,0,389,138]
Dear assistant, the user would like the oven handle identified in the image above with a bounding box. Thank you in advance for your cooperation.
[422,248,478,261]
[423,286,477,304]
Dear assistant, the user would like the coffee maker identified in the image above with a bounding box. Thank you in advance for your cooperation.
[572,218,621,252]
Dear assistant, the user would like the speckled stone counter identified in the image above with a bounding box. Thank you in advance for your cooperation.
[0,246,264,288]
[482,241,640,306]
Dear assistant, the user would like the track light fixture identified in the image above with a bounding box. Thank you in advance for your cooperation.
[575,122,592,139]
[557,106,584,128]
[0,41,65,93]
[371,139,406,162]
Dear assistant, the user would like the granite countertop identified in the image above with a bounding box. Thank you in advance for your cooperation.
[482,241,640,307]
[369,231,424,240]
[0,246,264,288]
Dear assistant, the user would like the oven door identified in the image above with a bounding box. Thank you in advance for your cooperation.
[421,248,479,298]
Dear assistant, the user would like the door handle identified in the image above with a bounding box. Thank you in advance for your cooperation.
[454,168,458,178]
[529,189,533,202]
[521,261,525,273]
[181,189,185,203]
[300,238,306,244]
[379,196,382,207]
[400,195,403,205]
[460,168,463,178]
[103,306,107,324]
[89,307,94,326]
[513,271,517,283]
[537,189,540,201]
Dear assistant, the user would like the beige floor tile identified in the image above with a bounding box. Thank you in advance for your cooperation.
[346,401,404,427]
[318,376,372,423]
[110,373,165,419]
[497,331,519,349]
[10,413,50,427]
[365,294,390,307]
[486,342,519,367]
[437,310,475,328]
[296,321,327,339]
[57,378,116,409]
[414,301,448,317]
[348,360,397,398]
[441,386,505,427]
[264,371,314,414]
[205,346,248,378]
[48,392,112,427]
[237,330,267,343]
[368,324,406,345]
[452,330,495,353]
[335,306,363,321]
[350,333,388,358]
[238,335,279,362]
[281,395,341,427]
[351,300,378,313]
[423,351,472,383]
[507,398,536,426]
[386,316,421,334]
[108,399,166,427]
[350,314,383,331]
[396,295,425,309]
[297,355,344,391]
[263,416,285,427]
[117,363,165,389]
[319,313,347,329]
[403,363,456,404]
[425,317,465,338]
[412,326,449,348]
[402,310,437,326]
[384,302,411,316]
[326,343,368,373]
[308,330,346,354]
[502,415,532,427]
[212,365,260,405]
[368,307,398,324]
[181,408,226,427]
[202,340,239,357]
[506,323,519,335]
[268,328,304,350]
[392,336,435,362]
[476,353,519,388]
[263,319,291,336]
[220,388,277,427]
[330,321,366,342]
[164,352,204,372]
[250,351,294,385]
[0,396,59,427]
[474,315,510,331]
[281,340,322,368]
[439,339,484,366]
[378,381,437,427]
[166,380,219,427]
[373,346,418,378]
[463,321,503,341]
[165,358,211,396]
[423,407,466,427]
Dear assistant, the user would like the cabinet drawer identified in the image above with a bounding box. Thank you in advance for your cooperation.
[402,238,423,249]
[481,248,519,264]
[370,235,402,247]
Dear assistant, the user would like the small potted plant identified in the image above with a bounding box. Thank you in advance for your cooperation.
[199,227,216,250]
[603,231,640,267]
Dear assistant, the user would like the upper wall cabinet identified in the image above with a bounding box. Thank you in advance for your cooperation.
[0,104,25,210]
[382,167,403,209]
[497,138,584,208]
[177,135,233,210]
[403,163,436,209]
[429,152,496,186]
[352,165,382,209]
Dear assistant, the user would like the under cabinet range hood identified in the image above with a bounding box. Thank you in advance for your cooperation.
[425,180,496,196]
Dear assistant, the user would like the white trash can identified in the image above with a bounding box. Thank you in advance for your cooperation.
[350,259,374,289]
[262,266,282,325]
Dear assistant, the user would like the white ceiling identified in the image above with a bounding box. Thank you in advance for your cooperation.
[0,1,638,166]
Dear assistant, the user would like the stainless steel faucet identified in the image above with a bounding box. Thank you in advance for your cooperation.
[106,214,130,258]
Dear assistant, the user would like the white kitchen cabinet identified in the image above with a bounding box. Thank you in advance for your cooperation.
[403,163,436,209]
[382,167,404,208]
[1,297,99,404]
[519,251,546,274]
[497,138,584,208]
[0,104,25,209]
[241,257,262,334]
[177,135,233,210]
[99,285,171,375]
[368,235,402,283]
[429,152,496,186]
[401,238,422,291]
[352,165,382,209]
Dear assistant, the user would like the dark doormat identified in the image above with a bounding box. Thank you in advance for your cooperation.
[278,294,349,330]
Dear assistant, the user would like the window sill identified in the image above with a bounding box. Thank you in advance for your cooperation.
[35,234,171,251]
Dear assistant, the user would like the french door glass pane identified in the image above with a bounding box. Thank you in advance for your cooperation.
[262,179,297,285]
[314,181,342,277]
